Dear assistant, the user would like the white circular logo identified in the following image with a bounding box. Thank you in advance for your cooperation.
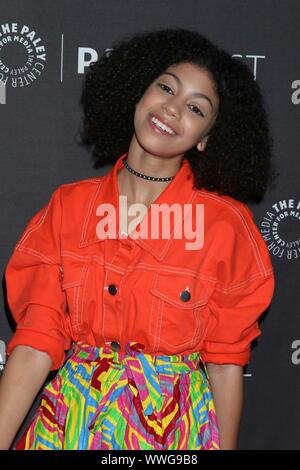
[260,199,300,260]
[0,22,46,88]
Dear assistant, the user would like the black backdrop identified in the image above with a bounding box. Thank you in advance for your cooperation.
[0,0,299,450]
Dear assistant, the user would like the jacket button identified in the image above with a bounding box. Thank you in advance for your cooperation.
[108,284,118,295]
[111,341,120,352]
[180,290,191,302]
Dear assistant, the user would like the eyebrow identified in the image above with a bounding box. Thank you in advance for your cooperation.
[160,71,214,111]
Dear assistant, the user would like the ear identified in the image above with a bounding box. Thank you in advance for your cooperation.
[197,135,209,152]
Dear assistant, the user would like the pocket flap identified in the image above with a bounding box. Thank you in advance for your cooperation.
[61,260,87,289]
[150,272,208,309]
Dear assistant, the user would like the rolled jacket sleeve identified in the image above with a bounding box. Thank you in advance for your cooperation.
[5,186,72,370]
[201,273,275,365]
[201,205,275,366]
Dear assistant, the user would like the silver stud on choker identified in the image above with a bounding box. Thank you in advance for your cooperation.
[123,157,175,182]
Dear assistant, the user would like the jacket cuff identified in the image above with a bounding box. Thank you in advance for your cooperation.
[7,328,68,371]
[201,348,251,366]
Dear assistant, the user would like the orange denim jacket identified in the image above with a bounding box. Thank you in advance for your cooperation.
[5,152,275,370]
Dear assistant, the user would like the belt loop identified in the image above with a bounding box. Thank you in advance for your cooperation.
[199,356,209,380]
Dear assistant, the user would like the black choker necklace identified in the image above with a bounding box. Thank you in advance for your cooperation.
[123,157,175,182]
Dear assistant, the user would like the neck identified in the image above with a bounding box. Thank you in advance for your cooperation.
[117,146,184,204]
[126,146,183,177]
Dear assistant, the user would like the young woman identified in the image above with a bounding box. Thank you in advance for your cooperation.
[0,28,276,450]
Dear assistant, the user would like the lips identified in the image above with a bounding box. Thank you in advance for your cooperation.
[148,113,178,136]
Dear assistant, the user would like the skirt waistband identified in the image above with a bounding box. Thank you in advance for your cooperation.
[70,341,206,369]
[66,341,209,418]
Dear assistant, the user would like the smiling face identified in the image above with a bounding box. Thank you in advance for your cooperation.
[133,61,220,159]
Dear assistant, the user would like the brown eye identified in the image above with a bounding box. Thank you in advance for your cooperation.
[189,105,204,117]
[157,83,174,94]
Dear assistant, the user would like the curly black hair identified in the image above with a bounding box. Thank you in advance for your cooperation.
[79,27,278,203]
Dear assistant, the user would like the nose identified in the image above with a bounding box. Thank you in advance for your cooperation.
[162,97,181,119]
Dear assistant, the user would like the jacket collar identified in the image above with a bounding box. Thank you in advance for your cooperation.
[79,152,197,261]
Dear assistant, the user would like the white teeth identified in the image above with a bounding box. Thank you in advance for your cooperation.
[151,116,175,135]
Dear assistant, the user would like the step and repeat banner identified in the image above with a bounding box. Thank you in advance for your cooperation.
[0,0,299,449]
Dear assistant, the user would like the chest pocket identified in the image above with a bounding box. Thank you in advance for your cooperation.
[149,272,209,351]
[61,259,89,335]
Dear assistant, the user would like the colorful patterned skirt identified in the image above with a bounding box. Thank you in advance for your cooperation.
[15,341,220,450]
